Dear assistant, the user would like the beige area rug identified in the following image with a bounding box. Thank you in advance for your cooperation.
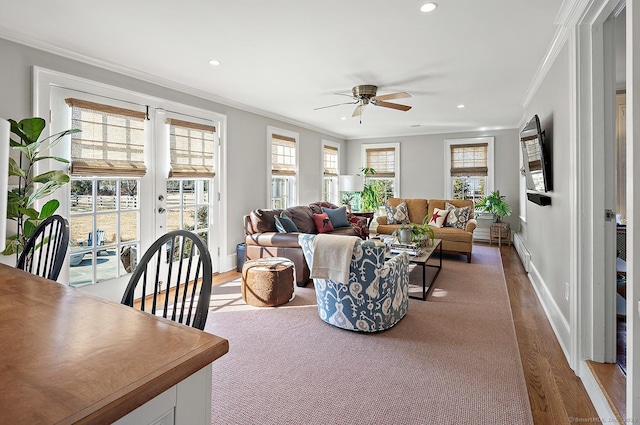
[205,245,533,425]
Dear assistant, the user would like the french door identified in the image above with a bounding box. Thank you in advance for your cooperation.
[46,85,219,301]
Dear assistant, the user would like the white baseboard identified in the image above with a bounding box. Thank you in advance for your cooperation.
[221,253,237,274]
[528,261,571,361]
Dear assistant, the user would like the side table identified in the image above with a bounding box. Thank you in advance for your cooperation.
[490,222,511,247]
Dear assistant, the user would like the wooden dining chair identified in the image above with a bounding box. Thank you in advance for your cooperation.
[17,214,70,281]
[120,230,213,330]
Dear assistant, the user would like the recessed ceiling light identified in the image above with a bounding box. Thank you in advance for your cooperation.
[208,59,221,66]
[420,2,438,13]
[457,104,465,108]
[341,117,347,120]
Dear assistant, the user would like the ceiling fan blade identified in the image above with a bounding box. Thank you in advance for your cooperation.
[314,101,358,111]
[352,104,366,117]
[373,92,411,101]
[374,101,412,112]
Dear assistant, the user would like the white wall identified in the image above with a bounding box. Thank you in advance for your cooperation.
[0,37,346,269]
[520,43,572,330]
[344,129,522,230]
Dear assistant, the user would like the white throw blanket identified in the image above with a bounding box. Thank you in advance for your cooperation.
[310,234,360,284]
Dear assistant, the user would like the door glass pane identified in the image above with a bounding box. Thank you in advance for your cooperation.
[119,243,138,275]
[202,180,210,203]
[167,180,181,206]
[183,207,196,231]
[120,180,138,210]
[120,212,138,242]
[196,206,208,230]
[71,180,93,213]
[182,180,195,205]
[69,215,93,248]
[96,213,117,246]
[167,209,181,232]
[97,180,117,211]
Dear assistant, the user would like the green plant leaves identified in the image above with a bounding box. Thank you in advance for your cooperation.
[3,117,78,255]
[39,199,60,219]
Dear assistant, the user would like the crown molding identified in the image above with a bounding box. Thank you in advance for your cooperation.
[0,29,346,141]
[521,0,592,108]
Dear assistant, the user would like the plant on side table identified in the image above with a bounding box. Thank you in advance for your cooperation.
[2,117,80,256]
[475,190,512,222]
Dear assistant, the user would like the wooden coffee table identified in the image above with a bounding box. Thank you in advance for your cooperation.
[386,238,442,300]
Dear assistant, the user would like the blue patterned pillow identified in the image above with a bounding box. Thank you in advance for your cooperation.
[275,213,299,233]
[322,206,350,228]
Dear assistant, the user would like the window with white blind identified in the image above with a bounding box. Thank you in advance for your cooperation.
[66,98,146,177]
[444,137,494,204]
[269,127,298,208]
[167,118,216,178]
[165,118,215,246]
[322,142,339,204]
[65,97,146,287]
[361,143,400,204]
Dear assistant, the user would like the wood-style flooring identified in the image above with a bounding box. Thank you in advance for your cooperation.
[500,244,601,424]
[213,246,601,424]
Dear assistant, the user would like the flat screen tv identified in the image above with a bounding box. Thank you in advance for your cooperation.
[520,114,551,193]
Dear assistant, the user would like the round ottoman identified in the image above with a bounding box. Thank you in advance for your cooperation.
[241,257,295,307]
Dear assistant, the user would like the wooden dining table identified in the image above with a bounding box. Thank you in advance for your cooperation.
[0,263,228,424]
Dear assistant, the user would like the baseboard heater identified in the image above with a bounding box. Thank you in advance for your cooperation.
[513,232,531,272]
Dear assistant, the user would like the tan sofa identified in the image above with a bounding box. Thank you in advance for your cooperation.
[376,198,477,262]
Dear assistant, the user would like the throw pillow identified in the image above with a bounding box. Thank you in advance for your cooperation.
[384,201,410,225]
[429,207,449,228]
[322,206,350,228]
[274,213,299,233]
[444,202,471,229]
[313,212,334,233]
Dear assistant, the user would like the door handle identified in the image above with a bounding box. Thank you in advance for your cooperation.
[158,207,166,214]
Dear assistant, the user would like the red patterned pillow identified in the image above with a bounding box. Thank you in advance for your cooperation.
[429,208,449,228]
[313,212,334,233]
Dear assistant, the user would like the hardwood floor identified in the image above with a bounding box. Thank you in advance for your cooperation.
[213,247,602,424]
[500,244,601,424]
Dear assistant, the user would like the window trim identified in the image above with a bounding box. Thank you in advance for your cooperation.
[321,140,340,204]
[360,142,400,197]
[267,126,299,208]
[444,137,494,203]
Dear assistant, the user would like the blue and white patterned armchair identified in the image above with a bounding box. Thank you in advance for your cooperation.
[299,234,410,332]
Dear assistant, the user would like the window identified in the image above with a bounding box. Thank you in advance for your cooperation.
[361,143,400,205]
[445,137,494,205]
[66,98,147,287]
[269,127,298,208]
[322,142,339,205]
[166,118,215,245]
[39,69,223,297]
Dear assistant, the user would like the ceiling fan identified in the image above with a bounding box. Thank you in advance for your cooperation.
[315,85,412,122]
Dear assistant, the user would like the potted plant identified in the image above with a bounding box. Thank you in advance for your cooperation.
[391,215,435,246]
[340,192,355,212]
[359,167,385,212]
[410,215,435,246]
[2,117,80,256]
[475,191,512,222]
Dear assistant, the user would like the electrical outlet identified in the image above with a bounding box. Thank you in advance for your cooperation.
[565,282,570,301]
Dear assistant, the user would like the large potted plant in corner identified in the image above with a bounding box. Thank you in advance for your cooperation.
[2,117,80,256]
[475,190,512,222]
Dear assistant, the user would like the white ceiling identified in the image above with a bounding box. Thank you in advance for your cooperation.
[0,0,563,140]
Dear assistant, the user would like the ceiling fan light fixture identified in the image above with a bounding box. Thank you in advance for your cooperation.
[420,2,438,13]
